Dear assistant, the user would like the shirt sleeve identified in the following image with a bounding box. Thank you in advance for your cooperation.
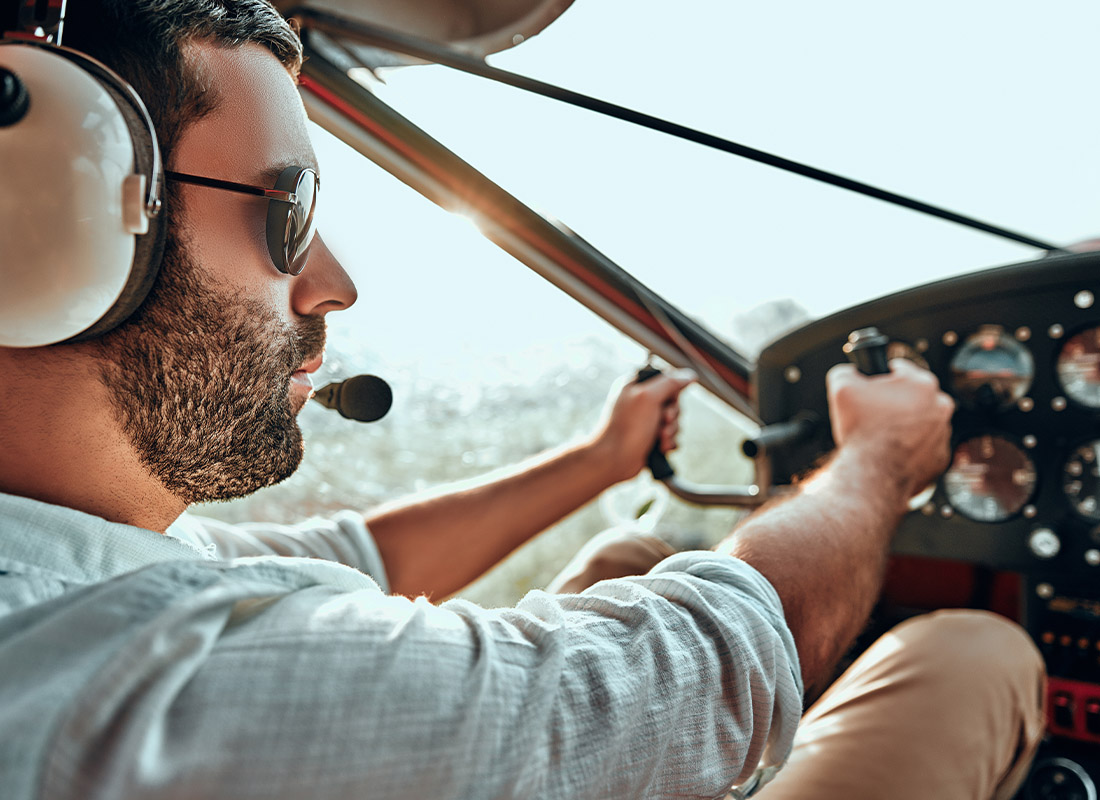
[34,551,800,800]
[169,510,389,592]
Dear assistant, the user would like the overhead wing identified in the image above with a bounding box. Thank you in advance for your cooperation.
[272,0,573,66]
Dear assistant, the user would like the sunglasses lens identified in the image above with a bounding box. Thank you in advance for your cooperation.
[284,169,318,276]
[267,167,319,276]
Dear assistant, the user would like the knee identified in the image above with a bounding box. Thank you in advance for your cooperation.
[548,530,676,594]
[890,609,1044,687]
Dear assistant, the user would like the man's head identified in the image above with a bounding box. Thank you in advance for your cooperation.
[63,0,304,168]
[0,1,357,518]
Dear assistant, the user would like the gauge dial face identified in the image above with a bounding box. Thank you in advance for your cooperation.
[1057,327,1100,408]
[886,341,929,370]
[949,325,1034,409]
[943,435,1038,522]
[1064,440,1100,520]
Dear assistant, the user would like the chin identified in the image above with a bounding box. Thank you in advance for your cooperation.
[193,448,305,504]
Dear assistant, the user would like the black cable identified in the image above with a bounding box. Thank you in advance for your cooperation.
[292,8,1068,254]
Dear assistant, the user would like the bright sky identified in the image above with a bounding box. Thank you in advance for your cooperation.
[309,0,1100,386]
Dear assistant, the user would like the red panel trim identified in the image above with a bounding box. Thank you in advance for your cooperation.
[1047,677,1100,744]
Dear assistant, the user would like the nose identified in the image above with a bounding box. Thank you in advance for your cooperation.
[290,233,358,316]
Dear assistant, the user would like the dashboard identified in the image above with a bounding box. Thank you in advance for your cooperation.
[757,250,1100,580]
[755,250,1100,797]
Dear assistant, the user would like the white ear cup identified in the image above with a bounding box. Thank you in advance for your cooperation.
[0,44,161,347]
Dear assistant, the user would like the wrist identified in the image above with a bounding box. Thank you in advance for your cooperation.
[579,434,634,489]
[820,441,912,518]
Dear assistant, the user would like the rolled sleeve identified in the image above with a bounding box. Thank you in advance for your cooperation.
[170,511,389,592]
[22,552,799,800]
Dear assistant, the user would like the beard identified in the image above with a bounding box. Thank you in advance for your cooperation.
[92,231,326,504]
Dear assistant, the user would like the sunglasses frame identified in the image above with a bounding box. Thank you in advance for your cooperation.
[164,166,319,275]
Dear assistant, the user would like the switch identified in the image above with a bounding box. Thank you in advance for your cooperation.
[1053,691,1075,730]
[1086,699,1100,736]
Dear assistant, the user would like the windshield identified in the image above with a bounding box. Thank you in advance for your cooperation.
[199,0,1100,604]
[345,0,1100,353]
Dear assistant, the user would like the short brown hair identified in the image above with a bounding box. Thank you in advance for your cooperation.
[62,0,302,167]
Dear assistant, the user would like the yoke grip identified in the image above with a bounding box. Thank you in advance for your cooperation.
[636,366,675,480]
[844,327,891,376]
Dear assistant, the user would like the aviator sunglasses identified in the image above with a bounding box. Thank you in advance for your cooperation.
[164,166,319,276]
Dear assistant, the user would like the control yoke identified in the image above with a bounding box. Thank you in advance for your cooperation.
[640,327,891,507]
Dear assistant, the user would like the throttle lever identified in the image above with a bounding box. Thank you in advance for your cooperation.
[843,327,891,376]
[635,366,675,480]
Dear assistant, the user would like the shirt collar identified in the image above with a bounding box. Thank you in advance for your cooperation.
[0,491,214,586]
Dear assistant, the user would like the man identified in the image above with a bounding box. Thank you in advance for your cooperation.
[0,2,1042,798]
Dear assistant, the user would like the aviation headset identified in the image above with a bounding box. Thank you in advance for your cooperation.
[0,38,167,348]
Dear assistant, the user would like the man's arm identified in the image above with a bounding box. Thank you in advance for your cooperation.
[721,359,955,698]
[366,371,695,598]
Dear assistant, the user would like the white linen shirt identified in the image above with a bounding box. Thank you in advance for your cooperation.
[0,490,802,800]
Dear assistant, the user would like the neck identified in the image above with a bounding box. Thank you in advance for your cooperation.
[0,347,185,532]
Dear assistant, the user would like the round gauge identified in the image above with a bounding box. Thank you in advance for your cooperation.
[949,325,1034,409]
[1064,441,1100,520]
[1057,327,1100,408]
[886,341,929,371]
[943,435,1038,522]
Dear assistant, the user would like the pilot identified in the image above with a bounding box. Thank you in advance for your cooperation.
[0,1,1044,798]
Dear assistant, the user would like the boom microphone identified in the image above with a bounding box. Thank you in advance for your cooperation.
[311,374,393,422]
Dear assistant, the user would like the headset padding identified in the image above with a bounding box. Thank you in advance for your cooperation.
[66,66,166,342]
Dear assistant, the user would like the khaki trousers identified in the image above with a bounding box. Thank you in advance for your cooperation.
[549,533,1047,800]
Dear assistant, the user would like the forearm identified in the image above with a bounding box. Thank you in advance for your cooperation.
[365,438,621,598]
[720,443,908,697]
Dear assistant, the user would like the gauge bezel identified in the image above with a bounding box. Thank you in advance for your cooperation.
[1061,436,1100,522]
[1054,323,1100,411]
[941,431,1041,524]
[948,325,1036,411]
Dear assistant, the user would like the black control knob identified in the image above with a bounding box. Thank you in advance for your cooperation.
[0,68,29,127]
[844,327,891,376]
[742,412,819,458]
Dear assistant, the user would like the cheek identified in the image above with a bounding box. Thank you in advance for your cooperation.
[182,192,287,300]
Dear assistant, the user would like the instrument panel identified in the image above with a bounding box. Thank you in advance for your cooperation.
[755,250,1100,580]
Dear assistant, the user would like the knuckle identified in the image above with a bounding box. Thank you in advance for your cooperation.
[827,363,857,383]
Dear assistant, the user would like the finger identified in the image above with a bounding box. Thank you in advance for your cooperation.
[887,358,940,386]
[887,357,923,375]
[936,392,956,417]
[660,423,680,452]
[670,367,697,385]
[633,371,695,409]
[826,362,861,390]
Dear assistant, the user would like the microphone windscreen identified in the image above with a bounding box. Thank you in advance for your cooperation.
[312,375,393,422]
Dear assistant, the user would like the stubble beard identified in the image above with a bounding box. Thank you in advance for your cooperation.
[92,232,326,505]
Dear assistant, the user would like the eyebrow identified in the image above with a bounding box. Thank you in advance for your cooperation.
[256,161,321,187]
